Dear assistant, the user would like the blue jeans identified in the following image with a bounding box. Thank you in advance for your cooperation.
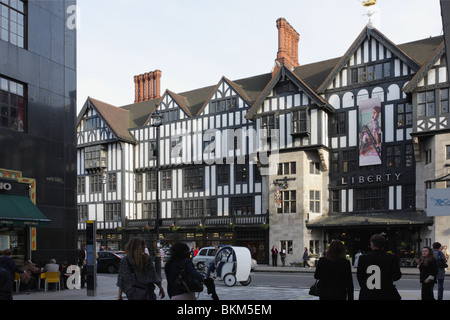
[437,278,444,300]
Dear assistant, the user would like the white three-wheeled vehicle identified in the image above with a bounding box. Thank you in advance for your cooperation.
[214,246,252,287]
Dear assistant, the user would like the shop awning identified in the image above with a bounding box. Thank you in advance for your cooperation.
[0,194,51,227]
[306,211,433,230]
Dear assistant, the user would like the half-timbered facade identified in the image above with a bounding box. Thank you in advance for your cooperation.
[77,17,449,264]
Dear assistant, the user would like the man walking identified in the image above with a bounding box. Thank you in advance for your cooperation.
[357,234,402,300]
[433,242,447,300]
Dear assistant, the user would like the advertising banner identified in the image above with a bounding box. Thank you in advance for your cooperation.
[359,98,382,166]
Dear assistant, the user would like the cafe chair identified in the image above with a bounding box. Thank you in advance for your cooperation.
[14,272,21,293]
[44,271,61,292]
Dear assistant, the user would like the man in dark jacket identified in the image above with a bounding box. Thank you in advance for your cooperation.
[357,234,402,300]
[0,265,12,300]
[0,249,23,299]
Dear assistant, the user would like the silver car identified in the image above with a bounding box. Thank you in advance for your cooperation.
[192,247,217,270]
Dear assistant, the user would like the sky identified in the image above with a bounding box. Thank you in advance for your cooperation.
[76,0,444,114]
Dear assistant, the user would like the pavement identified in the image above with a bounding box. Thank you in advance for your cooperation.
[11,265,450,301]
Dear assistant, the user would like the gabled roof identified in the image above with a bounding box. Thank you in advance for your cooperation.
[195,76,255,116]
[317,26,423,93]
[78,97,136,144]
[403,41,446,93]
[245,65,333,120]
[77,30,444,139]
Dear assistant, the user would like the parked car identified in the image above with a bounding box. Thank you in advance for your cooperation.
[192,246,217,270]
[97,251,124,273]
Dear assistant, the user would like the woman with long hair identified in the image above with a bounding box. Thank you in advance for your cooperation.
[165,242,205,300]
[314,240,354,300]
[416,246,438,300]
[117,237,165,300]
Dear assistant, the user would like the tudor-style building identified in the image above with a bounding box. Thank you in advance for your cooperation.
[77,16,449,265]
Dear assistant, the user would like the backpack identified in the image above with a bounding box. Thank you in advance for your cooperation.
[437,251,448,269]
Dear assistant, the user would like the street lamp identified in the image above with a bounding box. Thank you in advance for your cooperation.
[150,110,163,277]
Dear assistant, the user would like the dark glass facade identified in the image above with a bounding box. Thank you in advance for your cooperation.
[0,0,77,265]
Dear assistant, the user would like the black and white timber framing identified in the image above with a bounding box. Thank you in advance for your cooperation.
[76,24,449,263]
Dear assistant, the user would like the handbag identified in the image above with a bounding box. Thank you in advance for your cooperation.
[309,279,320,296]
[176,259,204,293]
[126,258,156,300]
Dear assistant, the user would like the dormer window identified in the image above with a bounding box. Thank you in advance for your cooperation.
[211,97,237,113]
[351,62,391,84]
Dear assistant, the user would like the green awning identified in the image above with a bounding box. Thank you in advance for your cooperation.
[0,194,51,227]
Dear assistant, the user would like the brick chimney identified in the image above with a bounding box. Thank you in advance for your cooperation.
[274,18,299,74]
[134,70,162,103]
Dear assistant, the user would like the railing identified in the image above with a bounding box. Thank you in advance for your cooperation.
[125,214,268,229]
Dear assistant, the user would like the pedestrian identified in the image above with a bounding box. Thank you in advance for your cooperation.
[78,243,87,289]
[20,260,40,293]
[0,264,12,300]
[433,242,447,300]
[271,245,278,266]
[0,249,23,300]
[353,250,362,268]
[0,249,23,280]
[116,237,165,300]
[165,242,205,300]
[415,246,438,300]
[303,247,310,268]
[356,234,402,300]
[280,247,286,267]
[314,240,354,300]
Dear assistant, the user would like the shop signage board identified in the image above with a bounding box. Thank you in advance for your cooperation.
[427,188,450,216]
